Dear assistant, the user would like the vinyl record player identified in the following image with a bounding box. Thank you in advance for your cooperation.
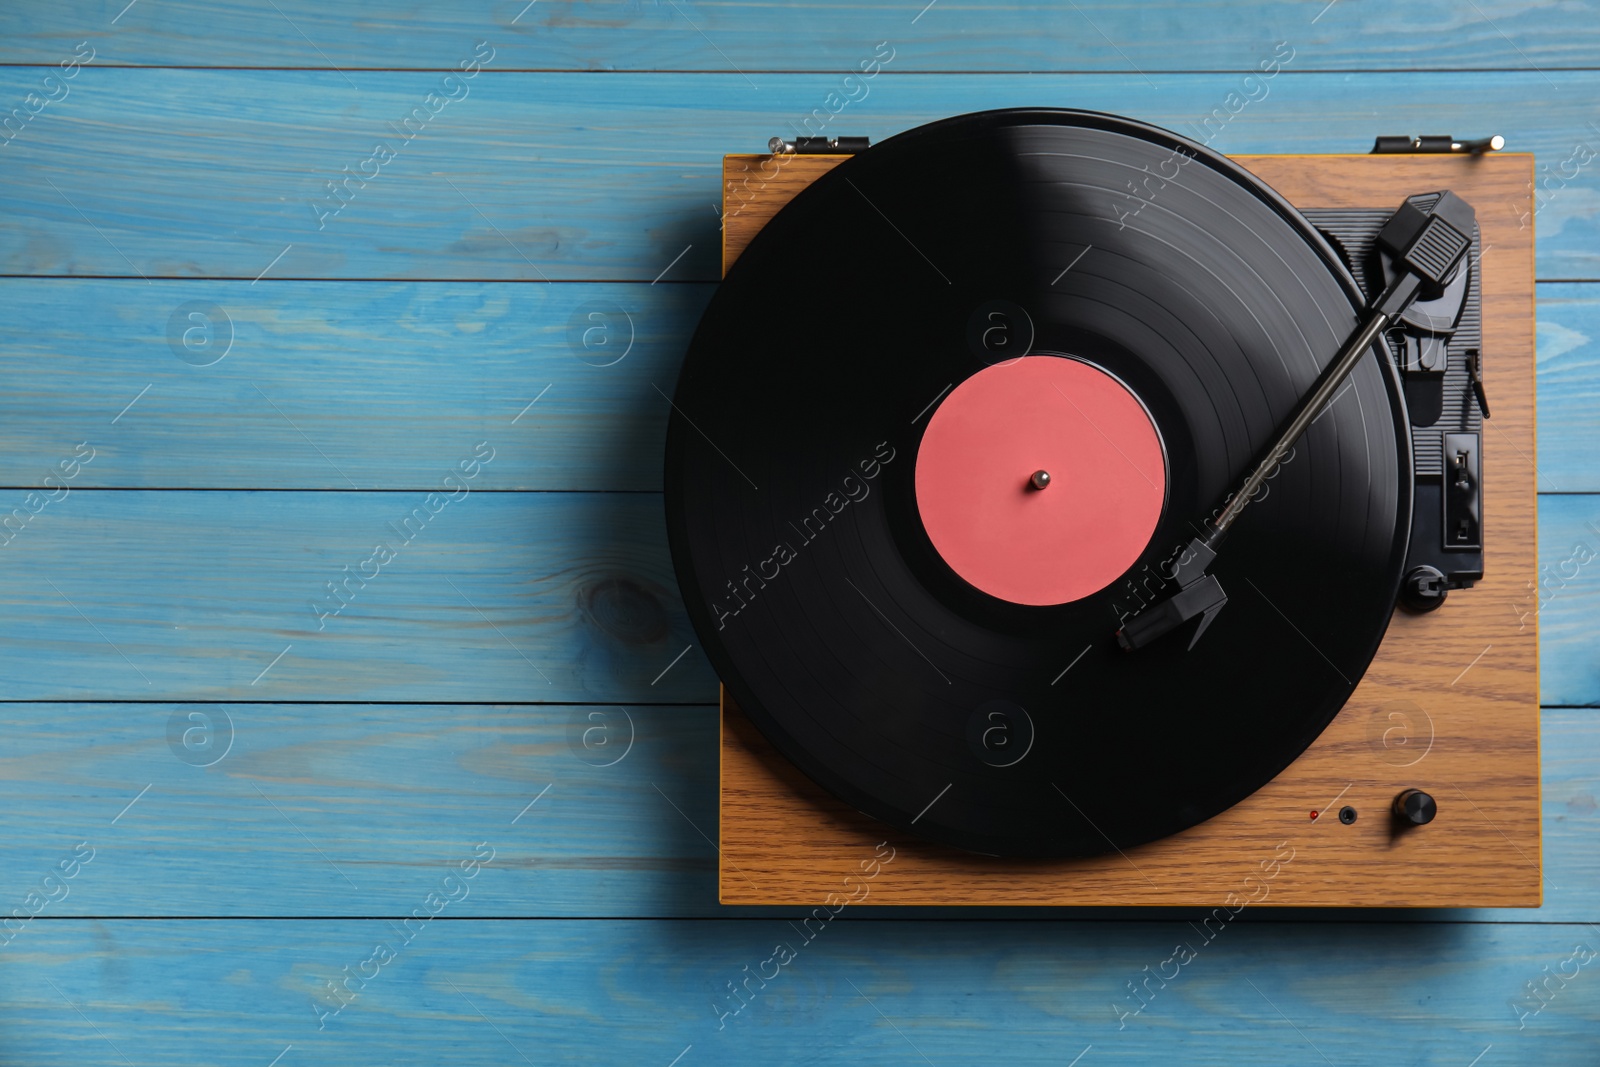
[665,111,1539,907]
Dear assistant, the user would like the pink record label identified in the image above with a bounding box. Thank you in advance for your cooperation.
[914,355,1166,606]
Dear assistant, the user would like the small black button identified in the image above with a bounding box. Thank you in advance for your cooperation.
[1392,788,1437,825]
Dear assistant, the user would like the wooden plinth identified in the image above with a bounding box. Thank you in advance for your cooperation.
[718,151,1539,907]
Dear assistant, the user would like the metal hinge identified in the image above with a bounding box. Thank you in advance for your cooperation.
[1372,134,1505,155]
[767,136,871,155]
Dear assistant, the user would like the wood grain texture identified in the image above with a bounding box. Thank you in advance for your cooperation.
[1535,495,1600,707]
[3,277,1600,491]
[5,69,1600,280]
[0,280,712,491]
[0,485,1585,706]
[7,1,1600,71]
[720,153,1542,907]
[4,920,1599,1066]
[0,703,720,918]
[0,490,717,702]
[1,703,1595,920]
[1537,284,1600,492]
[4,487,1596,705]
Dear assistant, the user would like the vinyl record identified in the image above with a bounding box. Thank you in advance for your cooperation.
[664,109,1411,857]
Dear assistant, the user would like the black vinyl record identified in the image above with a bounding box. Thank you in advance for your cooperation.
[665,109,1411,857]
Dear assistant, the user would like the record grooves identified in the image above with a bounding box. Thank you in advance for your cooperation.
[665,109,1412,858]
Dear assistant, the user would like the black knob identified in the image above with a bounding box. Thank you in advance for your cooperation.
[1399,566,1448,612]
[1392,788,1437,825]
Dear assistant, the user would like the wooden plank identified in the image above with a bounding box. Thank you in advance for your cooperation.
[0,278,1597,491]
[1536,495,1600,707]
[6,1,1600,71]
[3,69,1600,280]
[719,151,1543,907]
[0,491,718,703]
[1538,284,1600,493]
[0,703,1596,920]
[4,919,1598,1065]
[2,489,1597,704]
[0,280,712,491]
[0,703,720,918]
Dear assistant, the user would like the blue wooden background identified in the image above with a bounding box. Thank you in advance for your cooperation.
[2,2,1598,1063]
